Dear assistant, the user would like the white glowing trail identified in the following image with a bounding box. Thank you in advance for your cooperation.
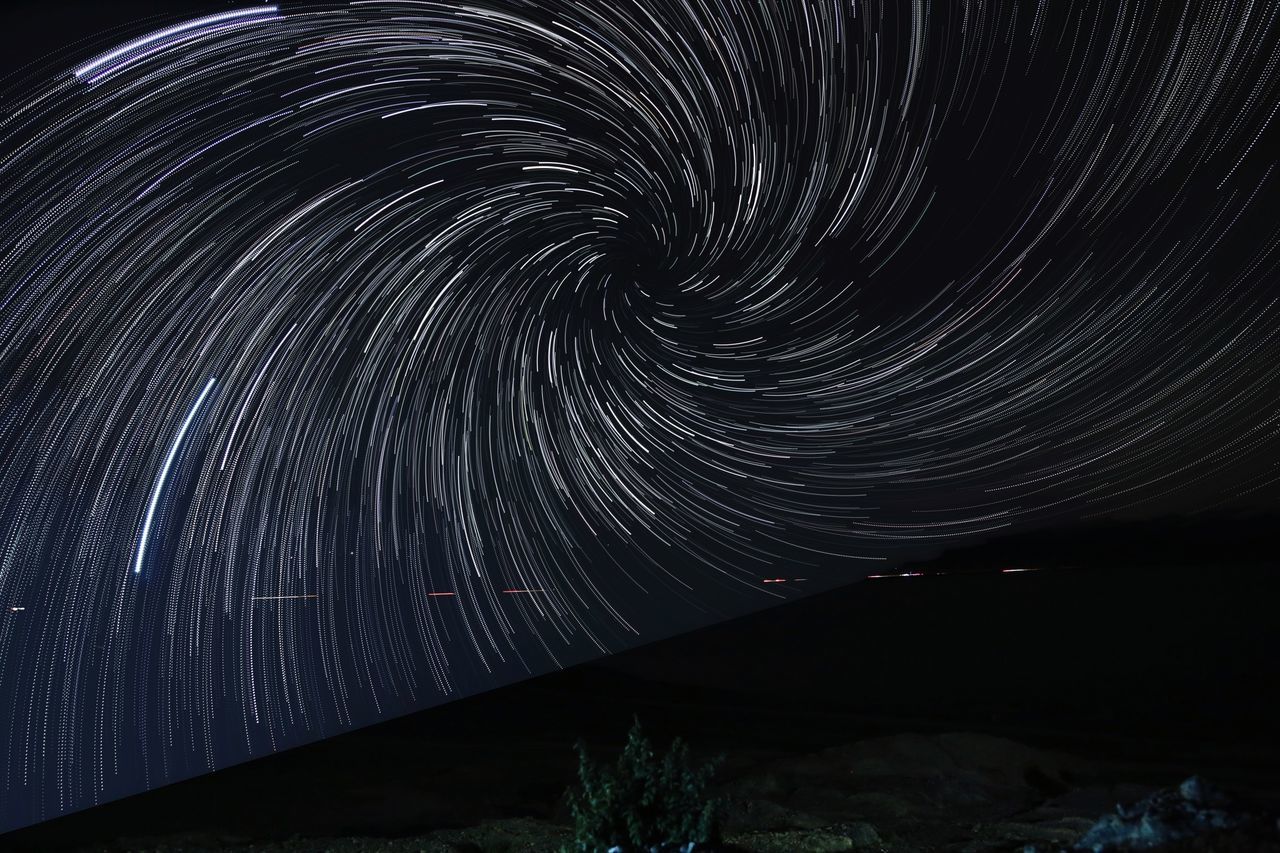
[133,377,217,576]
[73,6,279,80]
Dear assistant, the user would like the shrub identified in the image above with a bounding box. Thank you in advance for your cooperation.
[564,718,723,852]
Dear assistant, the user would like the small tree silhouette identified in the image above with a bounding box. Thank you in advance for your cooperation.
[564,717,723,852]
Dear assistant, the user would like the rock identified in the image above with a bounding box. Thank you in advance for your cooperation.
[838,821,882,848]
[1070,776,1257,851]
[1178,775,1229,809]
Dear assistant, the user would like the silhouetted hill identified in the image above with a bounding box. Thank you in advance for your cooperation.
[596,515,1280,744]
[896,512,1280,572]
[5,516,1277,851]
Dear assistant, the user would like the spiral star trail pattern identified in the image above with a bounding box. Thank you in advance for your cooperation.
[1,0,1279,831]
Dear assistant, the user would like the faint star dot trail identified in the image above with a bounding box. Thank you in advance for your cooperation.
[0,0,1278,832]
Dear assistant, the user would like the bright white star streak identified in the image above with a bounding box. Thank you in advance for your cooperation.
[133,377,218,576]
[73,6,280,83]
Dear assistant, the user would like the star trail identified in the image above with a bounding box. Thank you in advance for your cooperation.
[1,0,1279,832]
[134,377,218,577]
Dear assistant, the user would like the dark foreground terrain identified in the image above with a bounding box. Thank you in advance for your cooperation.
[5,518,1279,852]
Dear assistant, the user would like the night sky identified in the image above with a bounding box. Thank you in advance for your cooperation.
[1,0,1279,834]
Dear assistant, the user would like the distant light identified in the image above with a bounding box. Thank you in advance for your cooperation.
[8,606,24,612]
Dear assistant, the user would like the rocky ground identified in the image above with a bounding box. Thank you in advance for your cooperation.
[9,556,1279,853]
[56,731,1280,853]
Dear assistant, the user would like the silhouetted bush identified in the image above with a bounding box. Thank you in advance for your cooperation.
[564,718,722,852]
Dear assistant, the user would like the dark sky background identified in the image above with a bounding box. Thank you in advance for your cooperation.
[1,0,1278,834]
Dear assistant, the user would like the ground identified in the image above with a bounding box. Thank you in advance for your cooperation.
[7,556,1279,853]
